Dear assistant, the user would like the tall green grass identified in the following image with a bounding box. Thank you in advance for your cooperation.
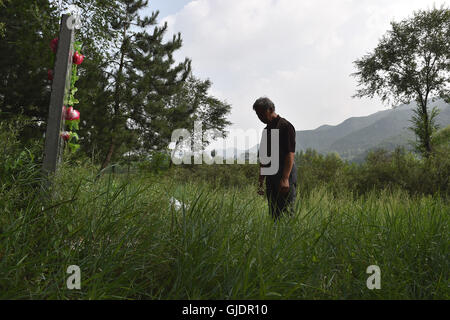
[0,162,448,299]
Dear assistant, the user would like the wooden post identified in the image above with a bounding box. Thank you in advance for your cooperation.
[42,14,74,181]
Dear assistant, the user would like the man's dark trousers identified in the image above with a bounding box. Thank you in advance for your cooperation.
[266,175,297,221]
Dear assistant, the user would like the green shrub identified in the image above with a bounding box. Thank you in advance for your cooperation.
[0,118,43,207]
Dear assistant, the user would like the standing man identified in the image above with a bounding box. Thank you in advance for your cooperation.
[253,97,297,220]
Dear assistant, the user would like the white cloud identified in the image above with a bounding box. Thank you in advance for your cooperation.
[158,0,449,149]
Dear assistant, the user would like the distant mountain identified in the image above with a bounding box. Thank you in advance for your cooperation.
[296,99,450,162]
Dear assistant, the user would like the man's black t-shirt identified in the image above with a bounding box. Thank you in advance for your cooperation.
[260,115,297,184]
[265,115,296,154]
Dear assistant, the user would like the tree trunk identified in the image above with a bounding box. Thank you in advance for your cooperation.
[98,25,126,174]
[417,92,432,158]
[421,101,432,158]
[100,139,115,171]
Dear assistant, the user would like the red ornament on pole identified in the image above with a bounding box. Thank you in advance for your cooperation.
[61,131,71,141]
[65,106,80,121]
[73,51,84,65]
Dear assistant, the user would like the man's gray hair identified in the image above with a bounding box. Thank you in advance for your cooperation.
[253,97,275,112]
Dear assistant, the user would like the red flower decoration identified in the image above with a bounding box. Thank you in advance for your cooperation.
[48,69,53,81]
[65,106,80,121]
[61,131,70,141]
[50,38,58,53]
[73,51,84,65]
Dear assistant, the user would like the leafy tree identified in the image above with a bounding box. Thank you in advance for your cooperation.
[0,0,59,140]
[352,7,450,158]
[160,75,232,161]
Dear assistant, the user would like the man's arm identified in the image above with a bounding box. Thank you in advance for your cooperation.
[282,152,295,180]
[279,152,294,193]
[279,121,296,193]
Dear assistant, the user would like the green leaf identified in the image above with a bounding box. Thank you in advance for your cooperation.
[68,142,80,153]
[65,121,73,131]
[70,132,79,141]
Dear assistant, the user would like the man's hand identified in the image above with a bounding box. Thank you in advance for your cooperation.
[279,178,290,194]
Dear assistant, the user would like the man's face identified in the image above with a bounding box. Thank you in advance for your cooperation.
[254,107,271,124]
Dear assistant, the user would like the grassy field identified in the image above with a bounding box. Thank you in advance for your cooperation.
[0,162,448,299]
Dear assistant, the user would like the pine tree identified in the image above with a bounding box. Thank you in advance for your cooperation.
[80,0,192,170]
[75,0,231,170]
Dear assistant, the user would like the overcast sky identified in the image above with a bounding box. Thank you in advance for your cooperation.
[144,0,449,150]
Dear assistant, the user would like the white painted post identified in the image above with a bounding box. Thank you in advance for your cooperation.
[42,14,74,179]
